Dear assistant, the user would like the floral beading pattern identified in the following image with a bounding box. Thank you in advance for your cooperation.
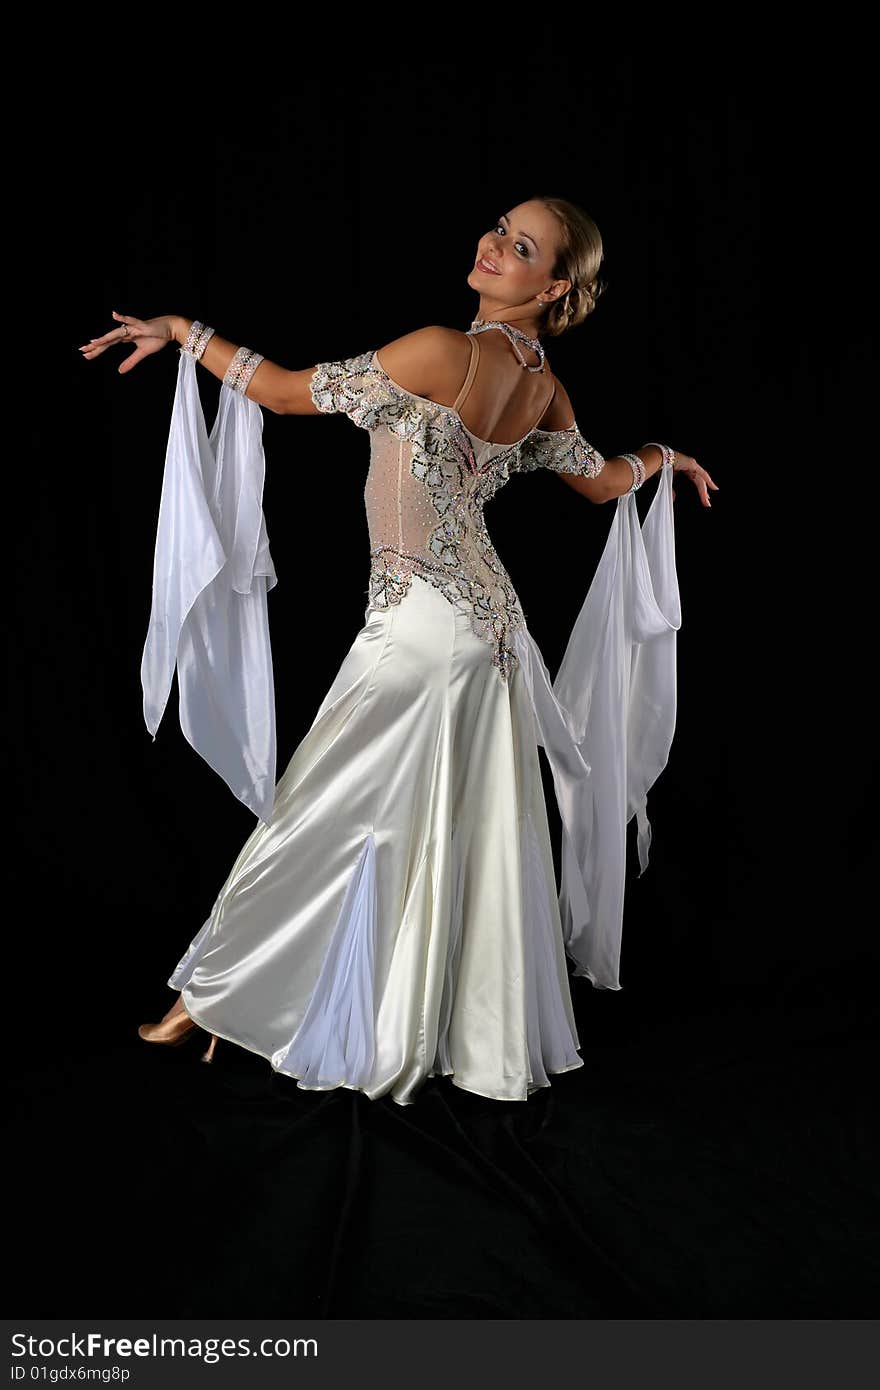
[512,427,606,477]
[309,350,604,679]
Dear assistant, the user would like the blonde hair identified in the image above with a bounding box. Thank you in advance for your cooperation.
[529,193,607,339]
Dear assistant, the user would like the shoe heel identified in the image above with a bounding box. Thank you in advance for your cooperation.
[200,1034,219,1064]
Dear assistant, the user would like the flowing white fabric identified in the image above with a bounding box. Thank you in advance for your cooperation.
[271,831,380,1088]
[512,463,681,990]
[170,573,584,1104]
[141,349,279,824]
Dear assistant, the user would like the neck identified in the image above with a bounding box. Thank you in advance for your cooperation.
[474,298,543,340]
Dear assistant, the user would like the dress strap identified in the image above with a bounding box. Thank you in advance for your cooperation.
[454,333,557,436]
[527,378,557,434]
[452,334,481,412]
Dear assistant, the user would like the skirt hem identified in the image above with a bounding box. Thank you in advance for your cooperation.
[173,987,585,1107]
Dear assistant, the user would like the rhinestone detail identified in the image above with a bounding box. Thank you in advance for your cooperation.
[223,345,265,395]
[309,349,605,678]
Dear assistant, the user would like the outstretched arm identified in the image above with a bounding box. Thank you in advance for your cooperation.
[168,319,456,418]
[80,311,327,416]
[170,316,322,417]
[558,446,668,504]
[544,380,717,507]
[558,443,718,508]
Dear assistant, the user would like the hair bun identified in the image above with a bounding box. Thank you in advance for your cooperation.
[530,193,604,338]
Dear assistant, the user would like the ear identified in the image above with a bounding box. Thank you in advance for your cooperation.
[544,278,572,303]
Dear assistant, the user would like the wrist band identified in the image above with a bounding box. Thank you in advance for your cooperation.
[224,345,266,395]
[182,320,215,360]
[620,452,645,492]
[643,442,675,470]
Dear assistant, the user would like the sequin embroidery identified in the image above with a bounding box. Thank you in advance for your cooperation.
[512,427,606,477]
[309,349,605,679]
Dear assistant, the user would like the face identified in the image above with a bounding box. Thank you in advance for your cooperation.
[468,200,571,321]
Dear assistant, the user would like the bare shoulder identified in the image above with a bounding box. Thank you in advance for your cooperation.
[373,326,466,401]
[535,373,576,432]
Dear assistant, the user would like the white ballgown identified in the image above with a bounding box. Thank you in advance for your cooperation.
[139,332,681,1106]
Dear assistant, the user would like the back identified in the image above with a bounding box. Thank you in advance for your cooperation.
[378,326,558,447]
[308,339,606,677]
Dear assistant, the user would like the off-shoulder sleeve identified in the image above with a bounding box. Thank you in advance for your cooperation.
[308,349,400,432]
[511,463,680,991]
[515,425,606,477]
[141,348,279,826]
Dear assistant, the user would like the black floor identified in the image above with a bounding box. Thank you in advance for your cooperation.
[10,982,878,1317]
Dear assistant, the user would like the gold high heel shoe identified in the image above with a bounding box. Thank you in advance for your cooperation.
[137,1009,220,1064]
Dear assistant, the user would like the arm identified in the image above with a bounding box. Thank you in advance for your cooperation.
[536,379,667,505]
[275,323,456,415]
[171,315,324,417]
[173,317,457,417]
[557,446,667,504]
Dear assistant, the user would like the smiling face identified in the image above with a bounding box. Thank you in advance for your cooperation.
[467,200,573,332]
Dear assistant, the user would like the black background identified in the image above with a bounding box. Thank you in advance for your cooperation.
[10,46,877,1320]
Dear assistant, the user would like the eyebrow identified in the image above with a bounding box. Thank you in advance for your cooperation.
[501,212,539,252]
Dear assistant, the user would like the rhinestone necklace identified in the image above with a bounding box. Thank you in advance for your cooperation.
[468,317,546,373]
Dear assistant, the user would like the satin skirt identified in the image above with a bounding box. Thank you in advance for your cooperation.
[169,574,584,1106]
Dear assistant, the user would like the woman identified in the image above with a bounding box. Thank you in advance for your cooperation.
[79,195,718,1104]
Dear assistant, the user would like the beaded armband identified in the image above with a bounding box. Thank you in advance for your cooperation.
[181,320,215,360]
[223,346,265,395]
[620,452,646,492]
[643,442,676,470]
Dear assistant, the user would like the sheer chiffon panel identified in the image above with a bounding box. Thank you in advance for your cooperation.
[512,462,680,990]
[141,350,278,824]
[170,574,583,1105]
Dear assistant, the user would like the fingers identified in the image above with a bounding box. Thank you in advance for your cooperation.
[117,347,146,374]
[78,335,113,354]
[683,469,712,508]
[77,312,141,359]
[78,340,113,359]
[77,337,120,358]
[672,457,719,510]
[691,466,718,508]
[695,475,711,508]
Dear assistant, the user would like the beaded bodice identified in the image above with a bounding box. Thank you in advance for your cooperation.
[308,347,606,679]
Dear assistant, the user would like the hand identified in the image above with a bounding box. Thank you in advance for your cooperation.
[671,450,719,508]
[77,311,179,374]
